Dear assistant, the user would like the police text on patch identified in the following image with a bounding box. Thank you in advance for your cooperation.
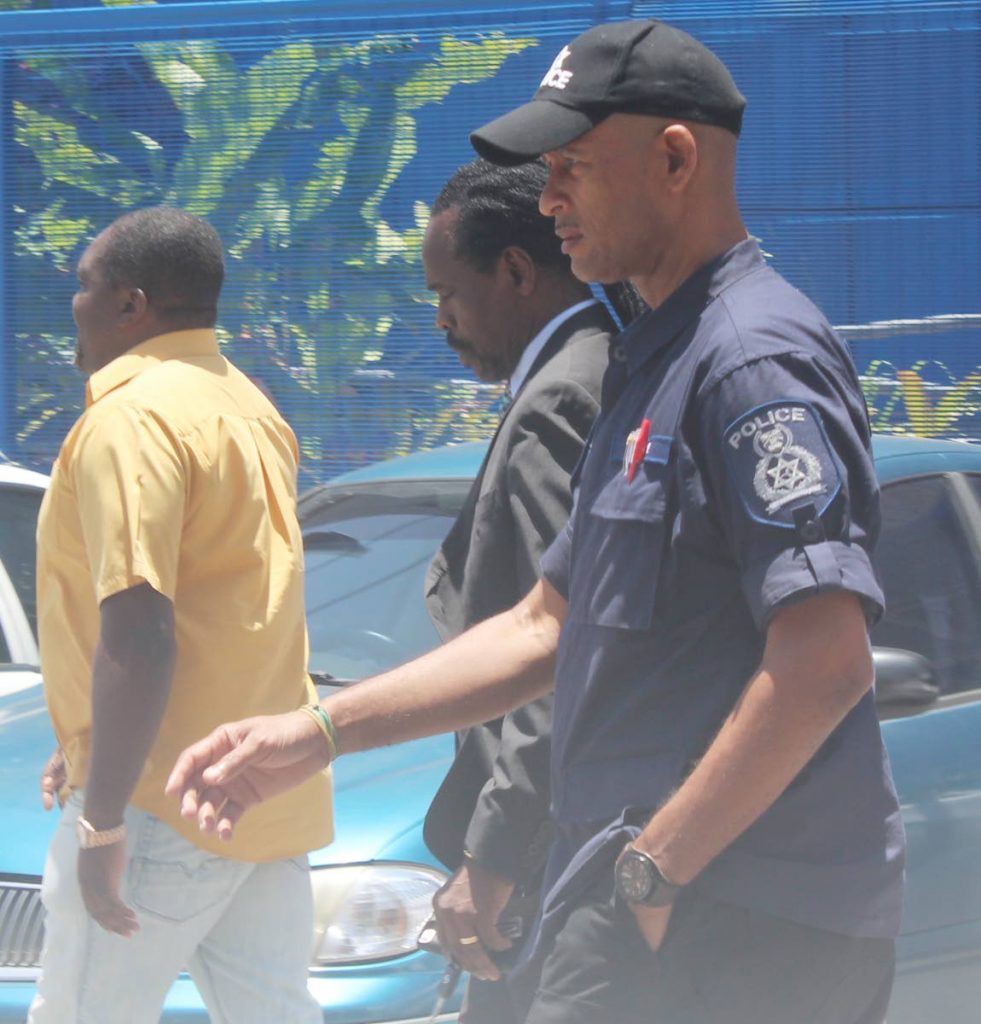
[727,406,805,449]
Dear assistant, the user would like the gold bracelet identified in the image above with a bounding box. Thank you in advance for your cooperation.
[299,704,338,761]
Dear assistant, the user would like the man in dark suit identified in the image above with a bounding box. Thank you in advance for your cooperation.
[420,159,615,1023]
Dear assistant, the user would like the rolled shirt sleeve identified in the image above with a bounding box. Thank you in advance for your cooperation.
[693,351,884,629]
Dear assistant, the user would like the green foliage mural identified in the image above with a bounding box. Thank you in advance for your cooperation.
[10,10,534,479]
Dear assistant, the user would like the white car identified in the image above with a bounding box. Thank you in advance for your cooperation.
[0,463,47,699]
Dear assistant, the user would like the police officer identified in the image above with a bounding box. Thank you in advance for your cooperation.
[170,19,904,1024]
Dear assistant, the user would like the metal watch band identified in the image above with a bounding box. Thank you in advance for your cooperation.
[76,816,127,849]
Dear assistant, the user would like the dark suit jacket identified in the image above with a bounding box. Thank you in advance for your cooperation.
[423,301,614,882]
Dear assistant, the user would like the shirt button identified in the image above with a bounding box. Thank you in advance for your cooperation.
[613,345,627,362]
[799,519,822,543]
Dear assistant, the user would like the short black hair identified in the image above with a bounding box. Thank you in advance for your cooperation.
[98,206,224,328]
[432,159,570,275]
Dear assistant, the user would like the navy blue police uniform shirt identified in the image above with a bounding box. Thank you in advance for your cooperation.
[537,239,905,941]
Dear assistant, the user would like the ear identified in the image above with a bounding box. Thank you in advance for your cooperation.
[660,124,698,193]
[499,246,537,296]
[119,287,149,325]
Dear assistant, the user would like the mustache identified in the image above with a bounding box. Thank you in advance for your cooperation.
[445,333,471,354]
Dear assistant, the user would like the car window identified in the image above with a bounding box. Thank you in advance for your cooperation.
[0,484,43,649]
[303,499,456,682]
[872,474,981,695]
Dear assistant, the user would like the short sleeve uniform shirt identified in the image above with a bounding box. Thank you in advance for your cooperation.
[540,240,905,938]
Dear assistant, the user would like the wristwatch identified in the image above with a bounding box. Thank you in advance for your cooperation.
[76,816,127,850]
[614,843,682,907]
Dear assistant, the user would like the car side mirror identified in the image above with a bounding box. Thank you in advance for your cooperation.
[873,646,941,717]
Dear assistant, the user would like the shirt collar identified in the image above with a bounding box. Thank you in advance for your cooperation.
[622,238,765,375]
[509,298,600,396]
[86,329,220,406]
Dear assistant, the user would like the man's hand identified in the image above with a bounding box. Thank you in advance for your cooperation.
[629,903,673,953]
[40,748,67,811]
[77,843,138,937]
[166,710,332,841]
[433,859,515,981]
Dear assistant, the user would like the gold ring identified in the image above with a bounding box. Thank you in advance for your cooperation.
[459,935,480,946]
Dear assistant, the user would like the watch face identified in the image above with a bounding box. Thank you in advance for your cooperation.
[616,850,655,902]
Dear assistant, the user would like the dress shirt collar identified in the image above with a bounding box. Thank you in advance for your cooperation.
[509,298,600,396]
[86,329,220,406]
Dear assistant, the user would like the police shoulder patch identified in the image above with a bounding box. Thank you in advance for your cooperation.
[722,401,841,526]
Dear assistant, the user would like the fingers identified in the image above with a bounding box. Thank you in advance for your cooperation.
[200,740,257,786]
[482,921,513,953]
[432,883,502,981]
[77,847,139,938]
[215,800,245,842]
[179,782,204,821]
[169,727,261,795]
[40,749,66,812]
[84,890,140,937]
[186,786,246,841]
[169,714,329,840]
[438,915,502,980]
[183,785,224,831]
[165,727,236,799]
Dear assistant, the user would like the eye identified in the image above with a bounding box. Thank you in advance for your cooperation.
[547,152,582,176]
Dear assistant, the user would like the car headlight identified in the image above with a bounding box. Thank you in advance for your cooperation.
[310,862,446,965]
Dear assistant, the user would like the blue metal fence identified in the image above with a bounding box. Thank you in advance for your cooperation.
[1,0,978,484]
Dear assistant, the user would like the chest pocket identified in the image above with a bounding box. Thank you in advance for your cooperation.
[578,447,674,632]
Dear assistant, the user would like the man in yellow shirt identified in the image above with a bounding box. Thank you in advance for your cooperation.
[30,206,331,1024]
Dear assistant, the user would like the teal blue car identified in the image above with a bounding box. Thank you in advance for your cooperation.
[2,434,981,1021]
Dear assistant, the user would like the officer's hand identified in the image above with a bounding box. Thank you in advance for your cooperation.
[166,710,332,841]
[77,843,139,937]
[629,903,673,953]
[40,747,67,810]
[433,859,514,981]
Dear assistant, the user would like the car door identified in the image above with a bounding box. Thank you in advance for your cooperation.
[874,470,981,1023]
[0,480,43,693]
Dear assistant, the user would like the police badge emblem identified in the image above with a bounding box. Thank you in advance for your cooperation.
[723,401,841,526]
[752,422,824,513]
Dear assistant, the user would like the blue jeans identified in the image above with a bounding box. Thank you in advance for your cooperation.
[28,793,322,1023]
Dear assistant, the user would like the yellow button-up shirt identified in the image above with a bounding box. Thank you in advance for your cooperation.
[37,329,333,861]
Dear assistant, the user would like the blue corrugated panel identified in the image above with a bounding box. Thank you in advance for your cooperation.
[0,0,977,479]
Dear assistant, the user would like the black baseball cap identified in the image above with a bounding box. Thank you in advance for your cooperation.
[471,20,746,166]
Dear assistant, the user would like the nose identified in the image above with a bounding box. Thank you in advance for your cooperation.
[434,300,452,333]
[539,168,564,217]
